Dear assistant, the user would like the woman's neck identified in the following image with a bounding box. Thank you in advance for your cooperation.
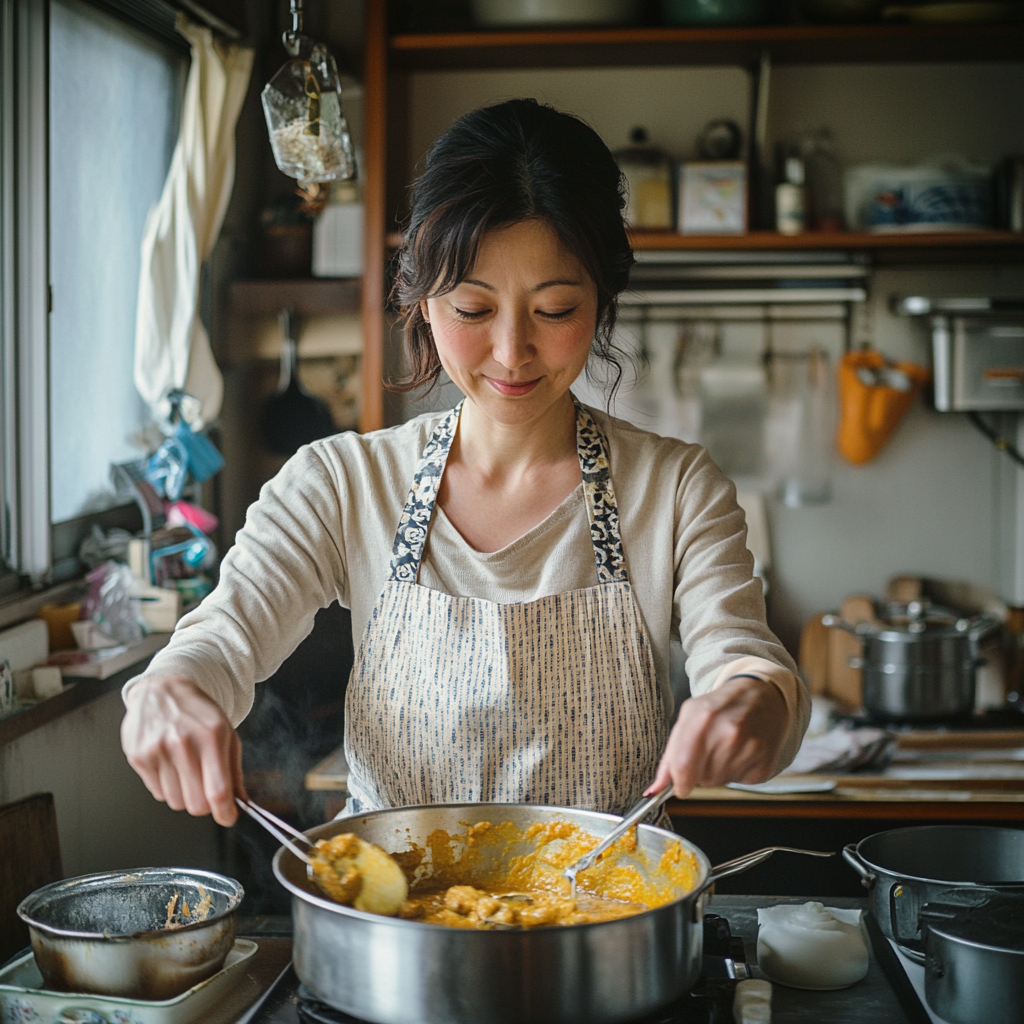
[453,393,578,484]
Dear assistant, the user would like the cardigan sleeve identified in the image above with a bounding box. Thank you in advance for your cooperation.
[672,447,810,774]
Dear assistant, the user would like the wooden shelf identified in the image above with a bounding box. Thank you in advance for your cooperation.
[230,279,361,317]
[387,228,1024,255]
[628,229,1024,251]
[390,22,1024,71]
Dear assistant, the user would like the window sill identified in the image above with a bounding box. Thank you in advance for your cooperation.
[0,579,85,632]
[0,646,161,746]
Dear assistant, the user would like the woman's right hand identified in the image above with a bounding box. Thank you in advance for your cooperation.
[121,674,245,827]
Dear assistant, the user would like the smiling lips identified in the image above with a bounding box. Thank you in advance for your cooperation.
[485,376,542,396]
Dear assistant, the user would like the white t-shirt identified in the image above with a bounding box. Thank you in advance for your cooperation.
[128,407,809,772]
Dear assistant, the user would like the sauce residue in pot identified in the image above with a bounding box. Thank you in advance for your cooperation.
[162,885,213,930]
[383,819,699,930]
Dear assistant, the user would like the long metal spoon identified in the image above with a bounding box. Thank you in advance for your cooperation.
[563,783,674,898]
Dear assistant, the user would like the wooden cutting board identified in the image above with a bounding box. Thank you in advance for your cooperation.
[825,594,878,709]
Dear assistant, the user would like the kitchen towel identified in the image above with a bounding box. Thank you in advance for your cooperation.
[133,15,253,427]
[783,723,897,775]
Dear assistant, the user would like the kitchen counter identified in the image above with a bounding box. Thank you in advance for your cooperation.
[305,733,1024,823]
[232,898,921,1023]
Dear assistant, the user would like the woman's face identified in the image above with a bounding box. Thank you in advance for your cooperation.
[422,219,598,426]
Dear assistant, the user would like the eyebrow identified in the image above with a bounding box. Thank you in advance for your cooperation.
[461,278,583,293]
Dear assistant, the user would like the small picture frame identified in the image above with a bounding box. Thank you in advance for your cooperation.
[678,161,748,235]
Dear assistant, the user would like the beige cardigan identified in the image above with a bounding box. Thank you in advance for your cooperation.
[127,407,810,772]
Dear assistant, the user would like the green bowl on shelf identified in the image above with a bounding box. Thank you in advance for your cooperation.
[661,0,771,24]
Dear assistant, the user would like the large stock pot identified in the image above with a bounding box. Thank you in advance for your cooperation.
[273,802,829,1024]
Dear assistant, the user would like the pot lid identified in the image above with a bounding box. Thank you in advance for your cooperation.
[921,889,1024,953]
[868,600,995,639]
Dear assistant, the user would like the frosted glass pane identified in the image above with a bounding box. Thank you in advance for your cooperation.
[49,0,183,522]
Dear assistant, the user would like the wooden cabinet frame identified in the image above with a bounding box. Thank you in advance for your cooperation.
[359,3,1024,432]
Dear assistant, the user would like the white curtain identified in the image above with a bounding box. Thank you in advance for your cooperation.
[134,14,253,427]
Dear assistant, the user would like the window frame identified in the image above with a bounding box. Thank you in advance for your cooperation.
[1,0,50,590]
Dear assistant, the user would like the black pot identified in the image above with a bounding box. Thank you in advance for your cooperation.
[920,889,1024,1024]
[843,825,1024,962]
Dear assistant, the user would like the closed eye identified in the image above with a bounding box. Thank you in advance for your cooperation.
[538,307,578,320]
[452,307,490,321]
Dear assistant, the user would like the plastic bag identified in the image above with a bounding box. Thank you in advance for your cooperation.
[80,561,144,646]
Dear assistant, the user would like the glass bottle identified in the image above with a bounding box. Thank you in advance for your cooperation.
[262,0,357,185]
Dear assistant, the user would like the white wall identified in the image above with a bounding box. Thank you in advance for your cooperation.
[400,63,1024,653]
[0,691,220,878]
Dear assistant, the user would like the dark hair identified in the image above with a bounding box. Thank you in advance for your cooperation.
[389,98,635,396]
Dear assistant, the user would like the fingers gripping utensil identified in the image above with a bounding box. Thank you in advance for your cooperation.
[564,784,675,898]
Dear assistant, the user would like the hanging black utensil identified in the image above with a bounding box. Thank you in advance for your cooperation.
[259,309,336,457]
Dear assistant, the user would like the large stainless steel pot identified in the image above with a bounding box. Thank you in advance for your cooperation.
[920,889,1024,1024]
[273,803,829,1024]
[843,825,1024,962]
[824,601,999,722]
[17,867,243,1000]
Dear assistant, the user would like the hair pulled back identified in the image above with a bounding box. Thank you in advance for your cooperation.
[390,98,634,395]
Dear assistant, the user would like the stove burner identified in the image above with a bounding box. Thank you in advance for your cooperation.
[296,989,365,1024]
[293,917,746,1024]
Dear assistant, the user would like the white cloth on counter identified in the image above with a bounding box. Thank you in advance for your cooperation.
[782,723,897,776]
[125,406,810,773]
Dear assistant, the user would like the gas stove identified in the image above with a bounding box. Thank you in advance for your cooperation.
[244,915,752,1024]
[237,898,916,1024]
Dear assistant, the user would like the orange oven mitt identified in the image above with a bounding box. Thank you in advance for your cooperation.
[837,349,931,465]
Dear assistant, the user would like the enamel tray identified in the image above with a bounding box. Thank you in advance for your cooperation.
[0,937,257,1024]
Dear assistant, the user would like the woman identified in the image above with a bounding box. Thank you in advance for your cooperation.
[121,99,809,828]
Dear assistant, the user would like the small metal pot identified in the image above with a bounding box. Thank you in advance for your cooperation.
[824,602,999,722]
[17,868,244,1000]
[274,803,830,1024]
[920,889,1024,1024]
[843,825,1024,962]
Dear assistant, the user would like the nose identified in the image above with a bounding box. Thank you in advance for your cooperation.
[491,309,534,371]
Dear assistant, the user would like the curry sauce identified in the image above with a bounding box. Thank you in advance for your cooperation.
[381,819,699,930]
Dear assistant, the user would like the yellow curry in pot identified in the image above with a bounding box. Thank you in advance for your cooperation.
[310,820,699,930]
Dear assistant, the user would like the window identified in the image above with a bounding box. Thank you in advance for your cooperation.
[1,0,187,589]
[48,0,184,523]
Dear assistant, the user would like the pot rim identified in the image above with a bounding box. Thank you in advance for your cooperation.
[855,825,1024,888]
[17,867,244,942]
[925,921,1024,956]
[273,801,712,933]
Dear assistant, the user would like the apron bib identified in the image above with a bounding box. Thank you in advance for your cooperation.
[343,401,669,816]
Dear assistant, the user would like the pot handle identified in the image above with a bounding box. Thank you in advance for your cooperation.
[842,844,876,889]
[965,612,1001,638]
[888,883,924,954]
[696,847,834,897]
[822,615,876,637]
[821,614,857,635]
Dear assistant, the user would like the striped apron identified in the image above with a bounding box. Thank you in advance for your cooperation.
[343,400,669,816]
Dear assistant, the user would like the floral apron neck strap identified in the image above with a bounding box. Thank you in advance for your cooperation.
[388,398,628,585]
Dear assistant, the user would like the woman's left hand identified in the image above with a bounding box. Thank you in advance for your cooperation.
[646,676,789,798]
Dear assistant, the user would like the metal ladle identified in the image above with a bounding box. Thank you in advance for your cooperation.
[563,783,675,898]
